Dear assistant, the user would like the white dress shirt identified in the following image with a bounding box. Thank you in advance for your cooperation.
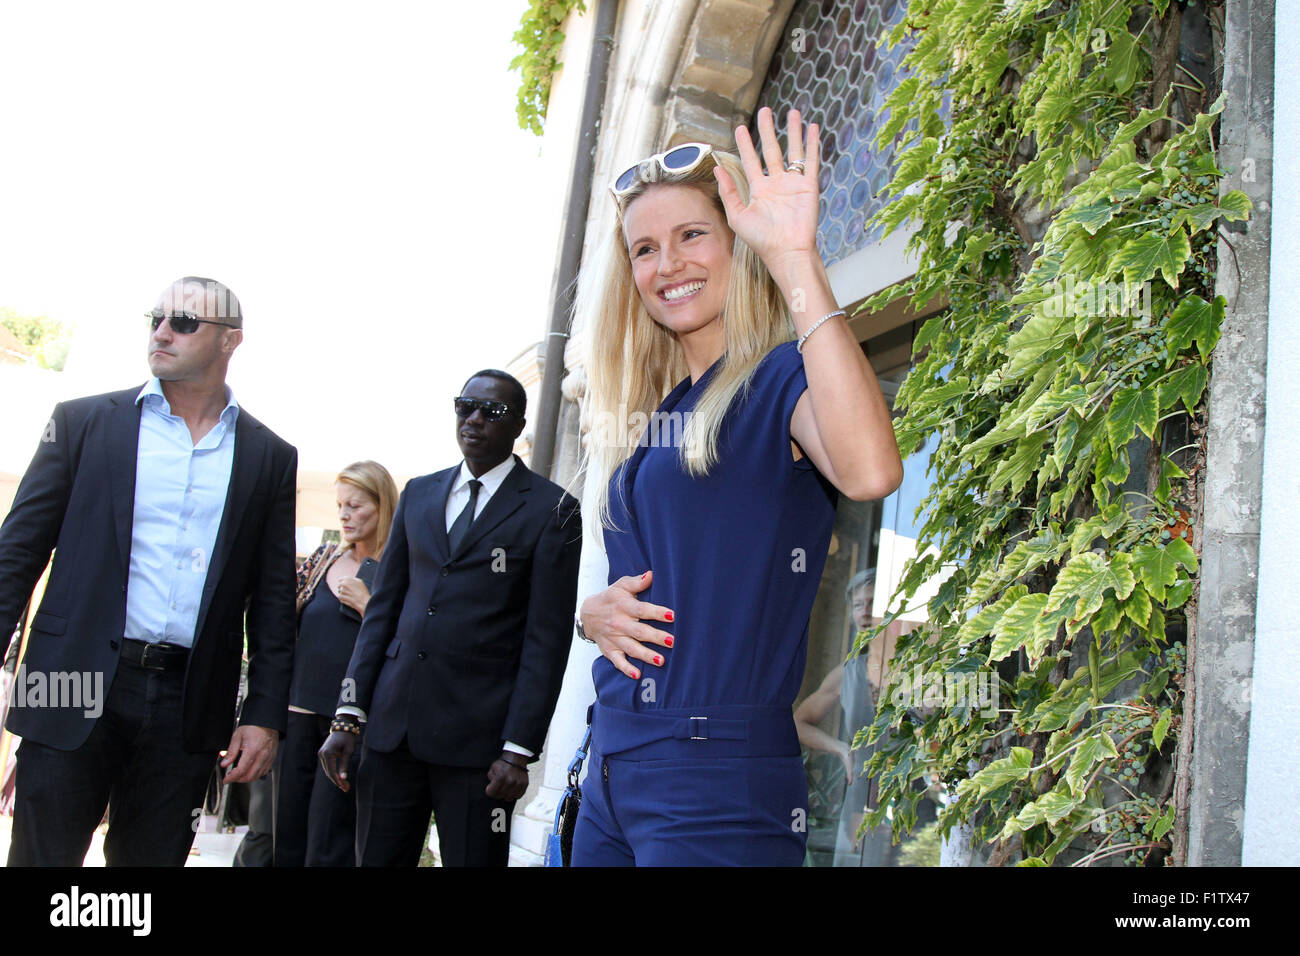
[444,456,516,531]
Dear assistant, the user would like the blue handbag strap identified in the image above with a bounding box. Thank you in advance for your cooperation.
[566,726,592,785]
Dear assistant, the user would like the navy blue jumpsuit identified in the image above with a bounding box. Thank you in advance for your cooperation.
[572,342,837,865]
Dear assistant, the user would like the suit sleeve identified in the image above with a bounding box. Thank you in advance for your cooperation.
[239,445,298,733]
[0,403,74,638]
[339,482,412,715]
[500,491,582,757]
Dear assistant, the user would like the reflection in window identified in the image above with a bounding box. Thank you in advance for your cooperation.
[796,339,943,866]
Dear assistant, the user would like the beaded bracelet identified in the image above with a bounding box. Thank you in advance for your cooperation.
[330,716,362,736]
[797,309,847,353]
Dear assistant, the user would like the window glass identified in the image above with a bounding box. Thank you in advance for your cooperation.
[797,331,944,866]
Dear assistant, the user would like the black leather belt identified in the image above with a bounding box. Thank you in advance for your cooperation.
[121,639,190,673]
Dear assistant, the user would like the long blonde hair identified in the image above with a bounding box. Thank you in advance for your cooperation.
[336,460,398,560]
[583,148,794,531]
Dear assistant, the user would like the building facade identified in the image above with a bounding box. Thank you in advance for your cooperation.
[508,0,1291,867]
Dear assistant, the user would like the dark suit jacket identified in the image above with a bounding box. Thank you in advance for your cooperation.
[0,385,298,753]
[342,455,581,768]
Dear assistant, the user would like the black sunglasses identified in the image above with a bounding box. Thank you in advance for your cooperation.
[454,397,515,422]
[146,310,239,334]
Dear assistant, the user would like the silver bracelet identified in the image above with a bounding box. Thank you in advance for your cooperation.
[575,611,595,643]
[796,309,846,353]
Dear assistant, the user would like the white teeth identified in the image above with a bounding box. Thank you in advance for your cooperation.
[662,281,704,301]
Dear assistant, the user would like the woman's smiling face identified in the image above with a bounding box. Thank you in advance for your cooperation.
[622,184,734,342]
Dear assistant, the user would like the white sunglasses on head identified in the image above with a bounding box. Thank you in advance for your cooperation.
[611,143,716,197]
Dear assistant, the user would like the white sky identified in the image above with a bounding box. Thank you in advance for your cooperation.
[0,0,559,479]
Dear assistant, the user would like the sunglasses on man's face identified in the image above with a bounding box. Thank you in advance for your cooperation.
[454,397,515,423]
[146,310,238,334]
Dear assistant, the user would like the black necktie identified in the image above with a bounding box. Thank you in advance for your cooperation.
[448,479,482,553]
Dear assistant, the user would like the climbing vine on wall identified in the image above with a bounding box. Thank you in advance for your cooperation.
[856,0,1250,865]
[510,0,588,135]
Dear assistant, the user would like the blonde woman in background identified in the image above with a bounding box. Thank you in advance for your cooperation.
[573,108,903,865]
[274,460,397,866]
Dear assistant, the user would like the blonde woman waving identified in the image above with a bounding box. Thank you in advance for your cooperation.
[573,108,903,866]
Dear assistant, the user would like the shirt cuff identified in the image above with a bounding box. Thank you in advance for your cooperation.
[503,741,533,758]
[336,705,367,722]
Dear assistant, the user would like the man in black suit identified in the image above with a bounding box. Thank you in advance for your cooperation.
[0,276,297,866]
[320,370,581,867]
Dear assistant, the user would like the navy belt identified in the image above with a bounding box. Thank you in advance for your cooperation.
[589,702,799,759]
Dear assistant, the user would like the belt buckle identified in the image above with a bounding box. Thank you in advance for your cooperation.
[688,716,708,740]
[141,642,179,670]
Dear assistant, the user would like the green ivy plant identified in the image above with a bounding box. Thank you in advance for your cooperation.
[855,0,1250,866]
[510,0,588,135]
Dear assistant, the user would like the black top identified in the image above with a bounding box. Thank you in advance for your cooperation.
[290,581,362,717]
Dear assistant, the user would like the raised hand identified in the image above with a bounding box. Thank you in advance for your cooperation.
[715,106,821,272]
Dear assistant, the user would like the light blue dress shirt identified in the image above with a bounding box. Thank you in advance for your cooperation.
[123,378,239,649]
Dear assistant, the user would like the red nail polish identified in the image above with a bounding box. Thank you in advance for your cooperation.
[664,636,674,647]
[665,610,674,622]
[654,655,663,665]
[631,670,640,680]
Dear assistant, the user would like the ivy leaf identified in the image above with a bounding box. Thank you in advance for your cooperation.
[1151,804,1176,841]
[1165,578,1194,608]
[891,137,940,191]
[1096,649,1146,698]
[1091,597,1123,637]
[1158,363,1208,412]
[1094,440,1130,490]
[1061,199,1118,235]
[1107,386,1158,445]
[970,746,1033,795]
[1158,456,1189,500]
[1173,202,1228,235]
[1152,709,1172,750]
[1164,294,1225,361]
[957,585,1028,645]
[1109,92,1171,150]
[1046,551,1137,621]
[1104,163,1154,200]
[964,231,995,260]
[989,433,1049,497]
[1006,313,1072,379]
[1105,29,1140,94]
[1033,87,1078,131]
[1130,540,1198,601]
[1030,601,1073,659]
[1008,786,1081,836]
[1067,504,1127,554]
[988,593,1048,661]
[1218,189,1253,221]
[1065,732,1120,795]
[1123,585,1152,628]
[1110,226,1192,288]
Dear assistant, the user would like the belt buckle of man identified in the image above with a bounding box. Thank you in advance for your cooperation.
[139,641,184,670]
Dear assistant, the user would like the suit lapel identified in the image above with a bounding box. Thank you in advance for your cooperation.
[451,456,529,560]
[428,468,457,564]
[194,411,267,639]
[107,390,144,579]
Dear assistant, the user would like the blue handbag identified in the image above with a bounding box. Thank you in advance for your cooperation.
[544,726,591,867]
